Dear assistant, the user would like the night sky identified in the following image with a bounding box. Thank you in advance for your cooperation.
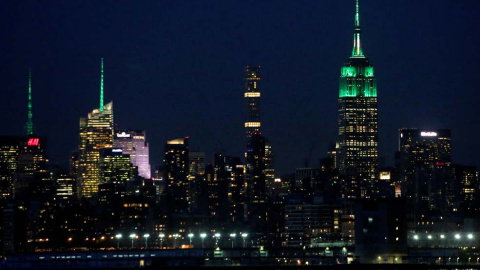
[1,0,479,176]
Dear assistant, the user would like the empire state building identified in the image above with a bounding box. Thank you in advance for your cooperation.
[337,0,378,198]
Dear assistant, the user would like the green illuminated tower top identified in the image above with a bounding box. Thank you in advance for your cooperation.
[339,0,376,98]
[100,58,104,111]
[26,69,34,135]
[352,0,363,57]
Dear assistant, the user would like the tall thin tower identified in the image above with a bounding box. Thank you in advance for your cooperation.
[100,58,104,111]
[337,0,378,199]
[244,66,261,146]
[78,59,114,198]
[26,70,34,136]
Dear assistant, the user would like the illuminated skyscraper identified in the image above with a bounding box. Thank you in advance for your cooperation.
[114,130,151,179]
[244,66,261,146]
[337,0,378,198]
[78,59,114,198]
[15,71,51,202]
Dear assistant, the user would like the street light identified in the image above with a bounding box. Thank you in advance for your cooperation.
[173,234,179,248]
[144,234,150,249]
[214,233,221,248]
[455,234,461,240]
[159,233,165,249]
[115,234,122,249]
[130,234,136,248]
[200,233,207,248]
[188,233,194,247]
[230,233,236,248]
[468,234,473,239]
[241,233,248,248]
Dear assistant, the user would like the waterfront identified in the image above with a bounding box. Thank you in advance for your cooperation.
[2,248,480,270]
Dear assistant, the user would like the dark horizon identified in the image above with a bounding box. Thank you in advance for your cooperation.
[1,0,479,175]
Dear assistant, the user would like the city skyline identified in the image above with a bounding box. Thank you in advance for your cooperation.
[1,1,479,175]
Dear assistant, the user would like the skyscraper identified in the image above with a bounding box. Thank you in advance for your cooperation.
[244,66,261,147]
[100,148,136,184]
[337,0,378,199]
[15,71,50,202]
[78,59,114,198]
[244,66,271,231]
[245,133,267,231]
[163,137,189,214]
[0,137,23,200]
[397,129,452,219]
[114,130,151,179]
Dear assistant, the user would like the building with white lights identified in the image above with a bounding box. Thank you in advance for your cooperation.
[114,130,151,179]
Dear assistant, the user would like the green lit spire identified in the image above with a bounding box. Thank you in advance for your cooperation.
[26,69,34,135]
[352,0,364,57]
[100,58,104,111]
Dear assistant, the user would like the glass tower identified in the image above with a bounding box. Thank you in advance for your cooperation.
[337,0,378,198]
[78,59,114,198]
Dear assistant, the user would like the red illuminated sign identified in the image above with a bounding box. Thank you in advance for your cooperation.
[27,138,39,146]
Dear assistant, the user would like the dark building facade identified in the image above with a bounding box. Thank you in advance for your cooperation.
[337,0,378,199]
[354,198,407,263]
[397,129,452,223]
[245,133,267,232]
[163,137,189,215]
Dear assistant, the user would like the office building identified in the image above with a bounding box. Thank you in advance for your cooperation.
[0,137,23,200]
[101,148,136,184]
[227,157,245,225]
[163,137,189,214]
[55,173,76,202]
[397,129,452,220]
[337,0,378,199]
[264,140,275,197]
[114,130,151,179]
[16,136,51,202]
[452,165,478,214]
[78,59,114,198]
[188,151,205,177]
[187,151,205,213]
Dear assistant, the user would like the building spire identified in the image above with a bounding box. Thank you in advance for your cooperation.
[100,58,104,111]
[352,0,364,57]
[26,69,34,136]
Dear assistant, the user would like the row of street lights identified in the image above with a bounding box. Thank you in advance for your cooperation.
[114,232,249,249]
[115,233,150,248]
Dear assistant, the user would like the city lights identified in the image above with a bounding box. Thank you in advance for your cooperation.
[0,0,477,268]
